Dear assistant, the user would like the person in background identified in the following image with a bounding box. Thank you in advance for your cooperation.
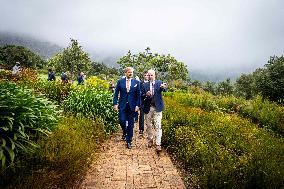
[12,62,21,75]
[77,72,85,85]
[61,71,68,84]
[138,71,149,135]
[142,69,168,153]
[109,79,115,92]
[113,67,140,149]
[47,68,56,81]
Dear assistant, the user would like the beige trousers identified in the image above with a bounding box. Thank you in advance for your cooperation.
[145,106,163,146]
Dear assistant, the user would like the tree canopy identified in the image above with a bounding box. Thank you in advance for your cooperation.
[0,45,45,69]
[235,55,284,103]
[48,39,92,80]
[117,47,189,82]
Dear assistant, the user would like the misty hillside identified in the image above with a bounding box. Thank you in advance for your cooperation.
[0,32,62,59]
[0,32,252,82]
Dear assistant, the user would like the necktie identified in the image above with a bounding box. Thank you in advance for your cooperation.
[126,79,130,93]
[151,82,155,95]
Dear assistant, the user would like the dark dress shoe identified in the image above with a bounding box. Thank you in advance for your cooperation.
[127,143,132,149]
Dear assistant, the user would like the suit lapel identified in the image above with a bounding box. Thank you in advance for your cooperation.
[122,78,127,92]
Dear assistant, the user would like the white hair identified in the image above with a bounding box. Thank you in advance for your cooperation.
[124,67,134,73]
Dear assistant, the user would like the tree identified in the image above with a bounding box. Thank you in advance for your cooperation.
[235,73,254,99]
[191,80,202,87]
[216,78,234,95]
[117,47,189,82]
[48,39,92,80]
[253,56,284,102]
[0,45,45,69]
[203,81,216,95]
[90,62,119,79]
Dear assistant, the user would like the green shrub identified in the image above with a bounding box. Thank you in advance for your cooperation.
[0,68,38,87]
[163,97,284,188]
[167,92,284,135]
[35,78,74,104]
[64,87,118,134]
[240,96,284,134]
[85,76,109,90]
[0,116,106,189]
[0,82,60,170]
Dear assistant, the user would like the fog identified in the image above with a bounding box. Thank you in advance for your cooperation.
[1,0,283,73]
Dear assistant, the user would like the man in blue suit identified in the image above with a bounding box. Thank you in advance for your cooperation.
[113,67,140,149]
[142,69,168,152]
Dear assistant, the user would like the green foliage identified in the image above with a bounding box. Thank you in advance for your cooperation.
[235,73,254,99]
[191,79,202,87]
[167,79,188,92]
[240,96,284,134]
[255,56,284,102]
[0,67,38,88]
[85,76,109,91]
[117,47,189,82]
[202,81,216,94]
[0,45,45,69]
[0,69,13,81]
[35,78,74,104]
[163,96,284,188]
[216,78,234,96]
[48,39,92,80]
[235,55,284,102]
[63,87,118,134]
[90,62,120,79]
[0,116,106,189]
[166,91,284,135]
[0,82,60,170]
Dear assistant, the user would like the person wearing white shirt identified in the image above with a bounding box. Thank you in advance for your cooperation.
[12,62,21,75]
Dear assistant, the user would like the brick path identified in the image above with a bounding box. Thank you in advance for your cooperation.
[80,123,186,189]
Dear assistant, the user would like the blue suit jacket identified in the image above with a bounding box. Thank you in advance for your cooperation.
[113,78,140,111]
[142,80,167,113]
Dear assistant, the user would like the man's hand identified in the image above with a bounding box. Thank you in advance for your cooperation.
[146,91,152,96]
[135,106,139,112]
[113,105,118,112]
[160,83,168,89]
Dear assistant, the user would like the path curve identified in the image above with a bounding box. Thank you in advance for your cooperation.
[80,123,186,189]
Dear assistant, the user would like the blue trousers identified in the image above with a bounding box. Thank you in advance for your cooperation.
[119,104,135,144]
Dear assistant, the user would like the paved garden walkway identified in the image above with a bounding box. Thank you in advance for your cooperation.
[80,123,186,189]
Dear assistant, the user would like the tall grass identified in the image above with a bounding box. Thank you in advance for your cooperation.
[165,92,284,135]
[0,116,106,189]
[163,96,284,188]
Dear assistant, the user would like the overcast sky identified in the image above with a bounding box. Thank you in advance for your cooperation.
[1,0,283,72]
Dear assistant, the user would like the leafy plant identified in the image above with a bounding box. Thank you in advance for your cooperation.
[0,82,60,170]
[64,87,118,134]
[85,76,109,91]
[35,78,74,103]
[0,116,106,189]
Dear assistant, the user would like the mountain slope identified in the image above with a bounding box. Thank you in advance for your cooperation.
[0,32,62,59]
